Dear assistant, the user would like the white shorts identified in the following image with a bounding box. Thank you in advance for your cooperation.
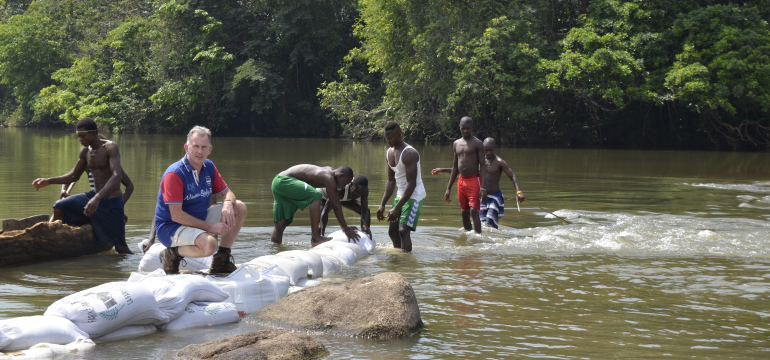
[169,204,222,248]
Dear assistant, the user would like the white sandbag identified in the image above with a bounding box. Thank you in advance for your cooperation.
[159,302,239,331]
[327,229,375,254]
[93,325,157,343]
[275,250,323,279]
[137,243,212,273]
[206,265,289,315]
[0,316,88,352]
[245,255,308,285]
[44,282,167,338]
[127,268,166,283]
[0,337,95,359]
[309,246,356,265]
[317,240,369,259]
[316,254,343,276]
[137,274,229,320]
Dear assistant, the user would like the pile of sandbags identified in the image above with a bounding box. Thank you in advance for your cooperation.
[44,282,168,338]
[0,316,88,352]
[206,265,290,315]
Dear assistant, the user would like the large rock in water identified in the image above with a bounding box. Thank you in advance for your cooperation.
[176,329,328,360]
[245,272,423,339]
[0,219,113,267]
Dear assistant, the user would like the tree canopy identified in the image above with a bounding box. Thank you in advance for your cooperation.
[0,0,768,149]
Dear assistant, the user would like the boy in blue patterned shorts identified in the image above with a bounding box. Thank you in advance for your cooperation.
[479,138,524,229]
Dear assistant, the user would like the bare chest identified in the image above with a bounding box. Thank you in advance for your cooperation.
[87,147,110,171]
[454,141,479,160]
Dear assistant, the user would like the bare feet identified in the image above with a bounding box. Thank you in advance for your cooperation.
[115,245,135,254]
[310,235,332,247]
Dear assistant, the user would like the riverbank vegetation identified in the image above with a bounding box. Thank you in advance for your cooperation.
[0,0,768,149]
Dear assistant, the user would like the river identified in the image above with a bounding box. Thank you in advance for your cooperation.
[1,127,770,359]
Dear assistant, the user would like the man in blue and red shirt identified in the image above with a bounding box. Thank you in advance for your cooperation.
[150,126,247,274]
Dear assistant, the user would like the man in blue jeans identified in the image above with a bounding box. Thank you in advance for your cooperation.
[32,117,134,254]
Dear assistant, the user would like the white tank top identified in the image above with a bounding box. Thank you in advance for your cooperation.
[386,145,426,201]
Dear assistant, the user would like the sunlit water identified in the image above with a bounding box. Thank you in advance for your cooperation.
[1,128,770,358]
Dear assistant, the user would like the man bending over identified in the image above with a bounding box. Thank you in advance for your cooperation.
[318,174,372,240]
[271,165,360,245]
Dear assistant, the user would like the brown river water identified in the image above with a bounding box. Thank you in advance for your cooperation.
[1,127,770,359]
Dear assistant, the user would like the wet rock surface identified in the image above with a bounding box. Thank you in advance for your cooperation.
[175,329,328,360]
[245,272,423,339]
[0,220,113,267]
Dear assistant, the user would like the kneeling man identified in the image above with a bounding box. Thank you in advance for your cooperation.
[152,126,247,274]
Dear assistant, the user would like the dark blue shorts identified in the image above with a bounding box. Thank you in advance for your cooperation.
[53,191,127,247]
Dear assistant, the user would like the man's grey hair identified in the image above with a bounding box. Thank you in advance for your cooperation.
[187,126,212,145]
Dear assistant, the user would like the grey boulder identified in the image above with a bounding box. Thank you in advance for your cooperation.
[245,272,423,339]
[176,329,328,360]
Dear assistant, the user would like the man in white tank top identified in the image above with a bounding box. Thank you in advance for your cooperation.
[377,122,426,252]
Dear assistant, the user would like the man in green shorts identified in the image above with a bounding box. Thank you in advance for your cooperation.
[271,164,361,246]
[377,122,426,252]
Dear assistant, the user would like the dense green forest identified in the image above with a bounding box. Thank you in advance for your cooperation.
[0,0,768,149]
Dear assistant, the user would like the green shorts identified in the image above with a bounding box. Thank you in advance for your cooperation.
[391,196,423,231]
[272,175,324,226]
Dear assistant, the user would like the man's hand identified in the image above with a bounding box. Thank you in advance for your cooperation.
[32,178,50,191]
[480,189,488,202]
[60,190,69,199]
[208,222,230,236]
[444,189,451,203]
[387,208,400,222]
[84,195,102,217]
[141,238,155,254]
[221,201,235,227]
[517,192,525,203]
[362,225,373,240]
[344,226,361,243]
[431,169,440,175]
[376,206,386,221]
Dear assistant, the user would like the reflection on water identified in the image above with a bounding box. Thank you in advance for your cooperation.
[1,128,770,358]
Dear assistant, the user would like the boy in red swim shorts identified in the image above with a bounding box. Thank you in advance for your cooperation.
[432,116,487,233]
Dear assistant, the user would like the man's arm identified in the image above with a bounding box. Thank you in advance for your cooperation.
[218,188,238,227]
[431,168,452,175]
[32,149,88,190]
[325,176,360,242]
[319,198,332,236]
[378,154,397,221]
[444,143,459,203]
[477,141,487,201]
[388,149,418,221]
[84,142,123,216]
[501,159,524,202]
[121,170,134,205]
[169,204,228,235]
[360,193,371,239]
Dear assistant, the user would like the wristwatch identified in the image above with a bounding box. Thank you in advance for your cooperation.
[226,199,236,206]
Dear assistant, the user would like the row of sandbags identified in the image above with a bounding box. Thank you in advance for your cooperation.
[137,230,375,284]
[1,230,374,356]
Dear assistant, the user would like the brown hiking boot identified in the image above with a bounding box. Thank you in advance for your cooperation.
[160,248,185,275]
[210,252,237,274]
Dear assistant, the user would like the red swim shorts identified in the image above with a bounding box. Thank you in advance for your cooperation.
[457,173,481,211]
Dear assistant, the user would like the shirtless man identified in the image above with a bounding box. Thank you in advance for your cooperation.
[435,138,525,228]
[377,121,426,252]
[271,165,361,245]
[32,117,134,254]
[59,133,134,223]
[480,138,524,228]
[432,116,486,233]
[318,175,373,240]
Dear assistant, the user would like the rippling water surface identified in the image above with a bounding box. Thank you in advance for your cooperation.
[1,128,770,359]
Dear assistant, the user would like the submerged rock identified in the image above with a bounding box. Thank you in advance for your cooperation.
[175,329,328,360]
[0,219,113,267]
[244,272,423,339]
